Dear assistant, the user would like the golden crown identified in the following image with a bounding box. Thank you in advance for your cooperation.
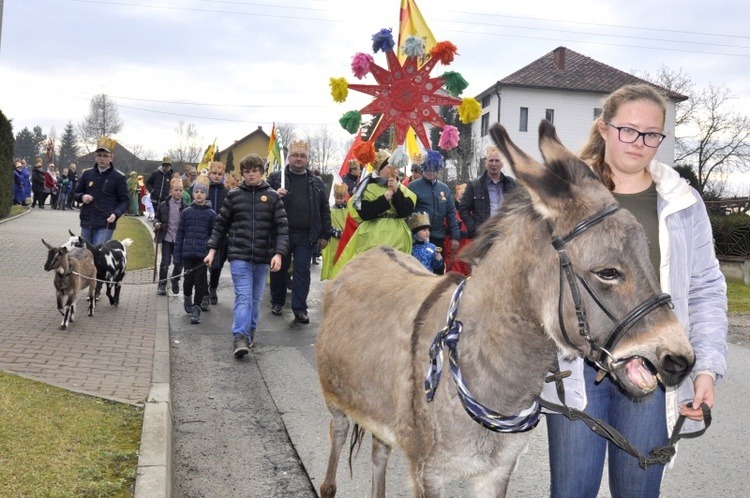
[96,136,117,152]
[486,145,500,158]
[375,149,391,170]
[208,161,225,174]
[333,183,348,197]
[193,174,210,191]
[411,152,424,164]
[289,140,308,153]
[407,211,431,232]
[162,155,172,165]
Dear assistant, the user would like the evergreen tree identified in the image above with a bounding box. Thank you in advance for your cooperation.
[32,126,47,162]
[226,150,235,172]
[57,121,80,169]
[1,110,14,216]
[14,127,35,162]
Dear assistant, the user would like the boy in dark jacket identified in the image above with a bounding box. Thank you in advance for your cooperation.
[174,175,216,324]
[154,178,189,295]
[205,153,289,357]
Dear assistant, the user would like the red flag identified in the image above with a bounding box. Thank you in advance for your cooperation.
[334,213,359,264]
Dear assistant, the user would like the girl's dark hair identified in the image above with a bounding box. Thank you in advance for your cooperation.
[580,84,668,191]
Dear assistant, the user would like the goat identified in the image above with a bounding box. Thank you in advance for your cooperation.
[43,240,97,330]
[68,231,132,306]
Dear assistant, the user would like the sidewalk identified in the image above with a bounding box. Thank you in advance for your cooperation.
[0,208,168,496]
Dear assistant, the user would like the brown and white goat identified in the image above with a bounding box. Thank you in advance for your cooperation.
[43,240,97,330]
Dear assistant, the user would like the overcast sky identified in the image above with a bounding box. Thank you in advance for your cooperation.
[1,0,748,164]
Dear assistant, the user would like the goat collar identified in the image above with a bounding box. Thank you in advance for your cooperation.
[424,278,541,433]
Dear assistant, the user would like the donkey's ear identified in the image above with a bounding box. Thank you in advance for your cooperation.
[489,122,571,220]
[537,120,598,186]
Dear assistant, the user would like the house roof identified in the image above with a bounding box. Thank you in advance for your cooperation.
[478,46,688,102]
[218,126,270,155]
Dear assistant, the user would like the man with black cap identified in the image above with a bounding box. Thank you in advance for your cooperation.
[146,156,175,213]
[74,136,130,246]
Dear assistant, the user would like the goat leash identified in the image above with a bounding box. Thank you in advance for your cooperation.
[539,365,712,469]
[70,262,206,286]
[424,278,541,433]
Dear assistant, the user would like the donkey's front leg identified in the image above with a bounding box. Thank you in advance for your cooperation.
[320,405,350,498]
[371,435,391,498]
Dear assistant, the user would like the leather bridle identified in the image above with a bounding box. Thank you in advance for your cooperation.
[548,204,674,373]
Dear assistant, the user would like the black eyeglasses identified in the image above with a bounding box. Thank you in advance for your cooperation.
[605,122,666,148]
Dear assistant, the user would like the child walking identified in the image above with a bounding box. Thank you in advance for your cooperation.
[320,183,348,281]
[153,178,189,295]
[205,153,288,357]
[174,175,216,324]
[407,211,443,273]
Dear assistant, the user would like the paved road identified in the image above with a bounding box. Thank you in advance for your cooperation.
[172,263,750,497]
[0,208,155,405]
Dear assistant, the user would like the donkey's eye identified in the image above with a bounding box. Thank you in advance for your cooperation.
[594,268,620,281]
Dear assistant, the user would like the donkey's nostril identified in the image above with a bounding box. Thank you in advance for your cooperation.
[662,354,692,374]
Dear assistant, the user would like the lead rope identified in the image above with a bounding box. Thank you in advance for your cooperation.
[424,279,541,433]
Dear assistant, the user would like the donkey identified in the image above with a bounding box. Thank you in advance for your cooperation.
[315,120,696,498]
[43,240,97,330]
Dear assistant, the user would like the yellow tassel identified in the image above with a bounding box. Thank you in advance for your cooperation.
[330,77,349,103]
[458,97,482,124]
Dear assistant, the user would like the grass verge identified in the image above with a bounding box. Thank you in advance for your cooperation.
[0,372,142,497]
[113,217,155,271]
[727,280,750,312]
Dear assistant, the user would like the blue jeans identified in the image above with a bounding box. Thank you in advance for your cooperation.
[80,227,115,246]
[229,260,269,338]
[546,361,667,498]
[269,231,312,314]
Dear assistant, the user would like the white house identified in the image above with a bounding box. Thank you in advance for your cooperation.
[470,47,687,170]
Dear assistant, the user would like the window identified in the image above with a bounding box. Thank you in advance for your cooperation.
[481,113,490,136]
[594,108,603,120]
[545,109,554,123]
[482,95,491,108]
[519,107,528,132]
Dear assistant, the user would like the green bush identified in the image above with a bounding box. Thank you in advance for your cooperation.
[0,110,14,220]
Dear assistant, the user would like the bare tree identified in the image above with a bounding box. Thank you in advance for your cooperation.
[129,143,156,161]
[77,93,124,151]
[168,121,202,164]
[276,122,297,155]
[638,67,750,198]
[305,125,338,174]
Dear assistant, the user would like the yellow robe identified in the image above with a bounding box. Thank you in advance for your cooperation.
[320,206,347,281]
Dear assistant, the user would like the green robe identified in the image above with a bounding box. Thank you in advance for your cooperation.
[320,206,347,281]
[330,182,416,279]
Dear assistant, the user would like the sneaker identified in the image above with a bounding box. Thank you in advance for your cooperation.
[200,295,210,312]
[190,305,201,324]
[209,287,218,305]
[294,312,309,324]
[233,335,250,358]
[271,304,282,316]
[171,278,180,295]
[157,283,167,296]
[184,295,192,314]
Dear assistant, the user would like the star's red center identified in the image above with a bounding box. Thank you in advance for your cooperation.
[391,80,421,111]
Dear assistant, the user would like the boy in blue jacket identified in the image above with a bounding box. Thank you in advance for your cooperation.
[407,212,443,273]
[174,175,216,324]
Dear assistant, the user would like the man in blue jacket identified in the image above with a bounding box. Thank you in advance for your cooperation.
[74,136,130,246]
[406,150,459,274]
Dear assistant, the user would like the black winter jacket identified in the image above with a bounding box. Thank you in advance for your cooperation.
[267,167,331,243]
[154,198,189,243]
[145,166,174,206]
[207,181,289,265]
[174,202,217,267]
[74,164,130,230]
[31,167,46,193]
[458,171,517,238]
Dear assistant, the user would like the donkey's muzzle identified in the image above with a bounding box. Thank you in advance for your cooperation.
[659,354,695,387]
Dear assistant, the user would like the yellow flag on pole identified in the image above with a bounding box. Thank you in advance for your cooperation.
[397,0,437,65]
[197,139,216,172]
[266,123,284,178]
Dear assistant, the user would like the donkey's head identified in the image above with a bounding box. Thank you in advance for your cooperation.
[489,121,694,397]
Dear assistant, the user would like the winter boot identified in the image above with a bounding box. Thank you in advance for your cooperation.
[157,282,167,295]
[184,295,193,314]
[200,295,211,312]
[209,287,218,305]
[190,305,202,324]
[233,335,249,358]
[171,277,180,295]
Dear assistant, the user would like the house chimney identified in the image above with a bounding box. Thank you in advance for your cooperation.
[553,47,566,71]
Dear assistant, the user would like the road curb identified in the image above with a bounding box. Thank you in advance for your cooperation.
[134,264,173,497]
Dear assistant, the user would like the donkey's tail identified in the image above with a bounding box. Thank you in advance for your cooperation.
[348,423,366,478]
